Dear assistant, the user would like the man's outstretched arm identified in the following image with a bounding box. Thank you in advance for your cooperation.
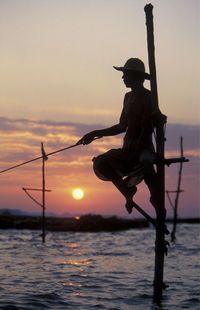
[77,123,126,145]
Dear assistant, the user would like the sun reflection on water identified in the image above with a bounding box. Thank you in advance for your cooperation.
[63,282,85,288]
[63,258,92,266]
[68,243,79,248]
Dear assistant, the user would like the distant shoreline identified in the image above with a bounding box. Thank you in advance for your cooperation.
[0,214,149,232]
[166,218,200,224]
[0,213,199,232]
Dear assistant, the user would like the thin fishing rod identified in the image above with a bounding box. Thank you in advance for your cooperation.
[0,143,78,174]
[0,137,102,174]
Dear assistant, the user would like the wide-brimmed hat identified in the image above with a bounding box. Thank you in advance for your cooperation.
[113,58,150,80]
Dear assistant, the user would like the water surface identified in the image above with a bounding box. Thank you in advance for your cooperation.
[0,224,199,309]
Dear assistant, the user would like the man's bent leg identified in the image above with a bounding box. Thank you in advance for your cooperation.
[93,157,137,213]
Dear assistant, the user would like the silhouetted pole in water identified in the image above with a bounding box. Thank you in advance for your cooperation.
[144,4,167,303]
[22,143,50,243]
[166,136,184,242]
[41,142,48,243]
[144,4,189,303]
[171,136,184,242]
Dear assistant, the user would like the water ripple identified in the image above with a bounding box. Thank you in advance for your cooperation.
[0,225,199,309]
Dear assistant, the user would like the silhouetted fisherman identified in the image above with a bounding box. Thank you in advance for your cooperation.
[78,58,158,214]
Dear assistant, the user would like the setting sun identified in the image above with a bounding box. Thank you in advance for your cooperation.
[72,188,85,200]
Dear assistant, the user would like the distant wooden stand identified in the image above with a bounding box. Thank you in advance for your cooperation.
[166,136,185,242]
[22,142,51,243]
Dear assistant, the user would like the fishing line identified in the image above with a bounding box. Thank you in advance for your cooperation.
[0,143,78,174]
[0,137,101,174]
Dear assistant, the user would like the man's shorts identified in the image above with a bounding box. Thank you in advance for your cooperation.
[92,148,156,186]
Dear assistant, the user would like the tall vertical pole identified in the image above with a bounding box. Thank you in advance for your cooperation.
[144,4,167,303]
[41,142,47,243]
[171,136,184,242]
[42,154,45,242]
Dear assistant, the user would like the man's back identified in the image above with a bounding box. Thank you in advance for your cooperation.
[121,88,153,151]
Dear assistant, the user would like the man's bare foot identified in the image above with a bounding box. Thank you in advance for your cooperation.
[124,186,137,214]
[125,200,133,214]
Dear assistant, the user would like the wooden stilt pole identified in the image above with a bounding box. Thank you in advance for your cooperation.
[167,136,184,242]
[144,4,167,303]
[41,154,45,242]
[171,136,184,242]
[22,183,52,243]
[41,142,48,243]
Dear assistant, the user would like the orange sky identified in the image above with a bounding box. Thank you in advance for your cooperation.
[0,118,199,218]
[0,0,199,218]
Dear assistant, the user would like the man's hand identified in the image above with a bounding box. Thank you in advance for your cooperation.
[77,131,96,145]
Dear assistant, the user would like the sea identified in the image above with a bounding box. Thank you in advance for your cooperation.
[0,223,199,310]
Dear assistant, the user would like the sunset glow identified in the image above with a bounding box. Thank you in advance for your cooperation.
[0,1,199,218]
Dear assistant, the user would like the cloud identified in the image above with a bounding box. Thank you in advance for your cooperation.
[0,117,199,218]
[0,117,198,179]
[0,117,102,135]
[0,117,199,167]
[165,123,199,153]
[0,117,122,186]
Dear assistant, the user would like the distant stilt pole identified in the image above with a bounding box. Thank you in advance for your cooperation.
[171,136,184,242]
[41,142,48,243]
[166,136,185,242]
[42,153,45,242]
[19,142,51,243]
